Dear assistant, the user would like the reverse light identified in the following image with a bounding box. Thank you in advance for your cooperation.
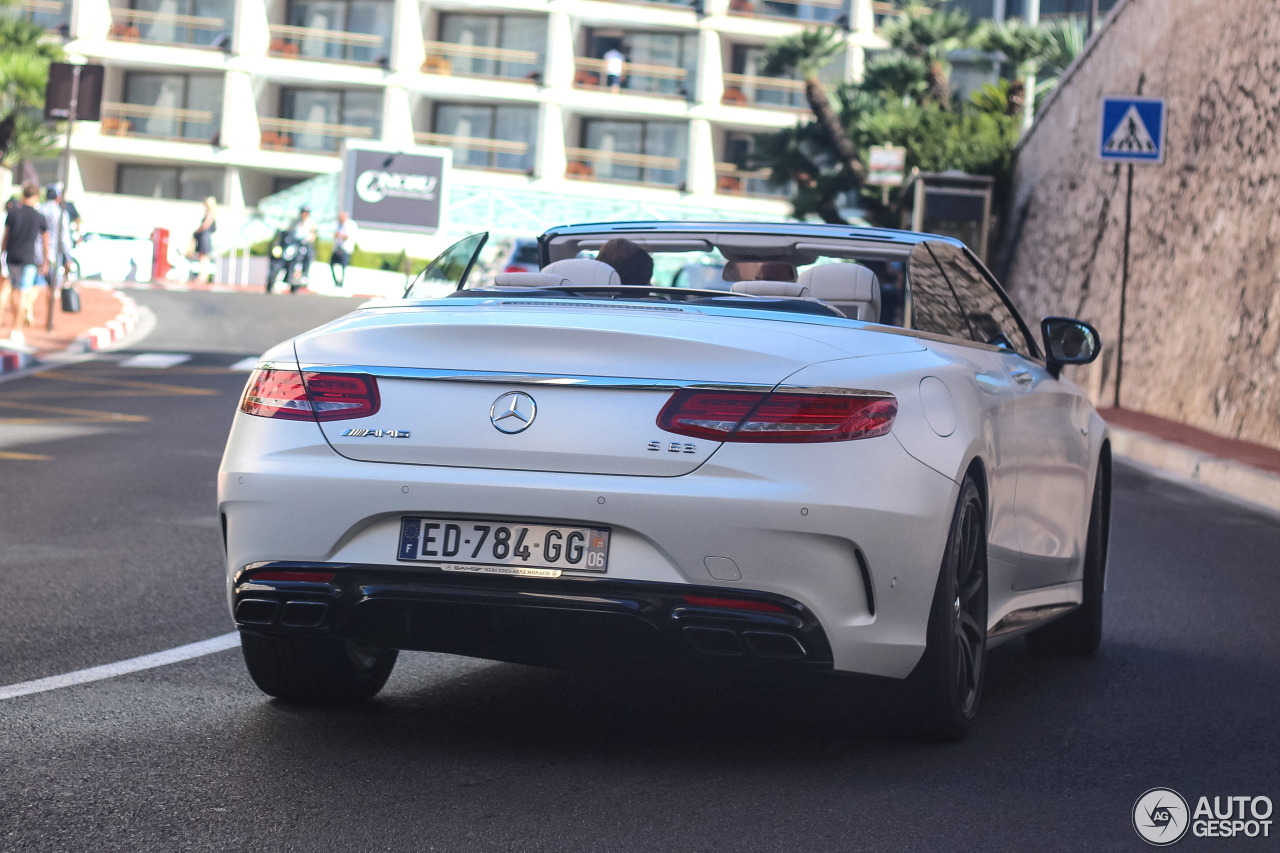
[239,369,380,422]
[657,389,896,443]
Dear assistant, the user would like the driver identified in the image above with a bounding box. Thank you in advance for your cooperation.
[595,238,652,286]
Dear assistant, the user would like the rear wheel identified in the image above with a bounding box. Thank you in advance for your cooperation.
[903,476,988,740]
[240,632,398,705]
[1027,461,1109,656]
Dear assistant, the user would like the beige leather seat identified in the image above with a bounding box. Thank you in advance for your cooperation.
[541,258,621,285]
[798,264,880,321]
[729,280,813,298]
[492,272,570,287]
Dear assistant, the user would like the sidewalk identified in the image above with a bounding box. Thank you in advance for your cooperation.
[3,283,1278,516]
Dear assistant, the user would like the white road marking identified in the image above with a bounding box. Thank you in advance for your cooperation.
[0,632,241,701]
[119,352,192,369]
[229,357,261,371]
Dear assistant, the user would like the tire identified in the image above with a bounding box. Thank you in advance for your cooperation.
[266,262,281,294]
[240,632,398,705]
[1026,461,1109,656]
[903,476,988,740]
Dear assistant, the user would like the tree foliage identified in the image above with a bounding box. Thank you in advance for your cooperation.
[0,7,62,168]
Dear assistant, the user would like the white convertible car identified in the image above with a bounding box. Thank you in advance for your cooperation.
[218,221,1109,738]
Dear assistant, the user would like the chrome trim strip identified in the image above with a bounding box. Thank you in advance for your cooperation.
[987,603,1077,638]
[294,364,893,398]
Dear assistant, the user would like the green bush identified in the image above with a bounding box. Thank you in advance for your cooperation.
[246,238,428,273]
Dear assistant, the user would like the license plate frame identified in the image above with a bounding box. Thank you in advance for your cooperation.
[397,517,610,577]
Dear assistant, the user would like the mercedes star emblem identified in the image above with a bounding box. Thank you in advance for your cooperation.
[490,391,537,434]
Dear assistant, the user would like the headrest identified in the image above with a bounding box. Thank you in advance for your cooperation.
[541,258,621,285]
[798,264,880,321]
[730,280,812,298]
[493,272,570,288]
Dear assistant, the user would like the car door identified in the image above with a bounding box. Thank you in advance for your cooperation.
[906,242,1022,570]
[928,242,1091,588]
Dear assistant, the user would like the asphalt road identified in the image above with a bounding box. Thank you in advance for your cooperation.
[1,289,1277,852]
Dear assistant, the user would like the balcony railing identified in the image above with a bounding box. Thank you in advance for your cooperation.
[414,132,533,172]
[108,9,229,48]
[727,0,844,24]
[420,41,541,82]
[268,24,387,65]
[871,0,902,28]
[565,147,684,188]
[721,73,806,110]
[20,0,69,31]
[101,102,220,143]
[573,58,689,98]
[714,163,790,198]
[259,116,375,153]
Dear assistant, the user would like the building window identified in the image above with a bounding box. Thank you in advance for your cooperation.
[119,73,222,142]
[116,165,223,202]
[126,0,233,47]
[576,119,686,187]
[430,103,537,173]
[435,14,545,81]
[277,88,381,152]
[284,0,393,63]
[582,30,695,97]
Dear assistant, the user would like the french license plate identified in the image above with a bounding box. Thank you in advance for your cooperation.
[397,517,610,577]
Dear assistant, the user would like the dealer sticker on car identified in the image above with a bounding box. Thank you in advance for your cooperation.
[398,517,610,577]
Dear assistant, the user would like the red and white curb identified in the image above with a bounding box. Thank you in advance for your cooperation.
[71,288,140,353]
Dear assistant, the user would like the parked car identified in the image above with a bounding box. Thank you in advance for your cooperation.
[219,221,1109,739]
[501,238,541,273]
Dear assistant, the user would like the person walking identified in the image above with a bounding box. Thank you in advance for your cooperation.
[330,210,358,288]
[38,184,74,293]
[192,196,217,284]
[2,184,50,343]
[290,205,317,288]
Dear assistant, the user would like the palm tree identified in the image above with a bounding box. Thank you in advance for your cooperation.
[976,18,1053,123]
[859,53,929,104]
[882,1,974,110]
[759,26,865,185]
[0,12,62,165]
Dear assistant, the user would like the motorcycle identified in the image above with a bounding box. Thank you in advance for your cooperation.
[266,230,309,294]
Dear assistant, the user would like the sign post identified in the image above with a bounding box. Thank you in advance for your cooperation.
[42,62,104,331]
[1099,95,1166,408]
[866,144,906,206]
[341,143,452,234]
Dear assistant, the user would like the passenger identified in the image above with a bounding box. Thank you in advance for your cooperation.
[595,238,652,286]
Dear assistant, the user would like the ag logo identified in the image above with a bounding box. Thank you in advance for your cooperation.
[1134,788,1190,846]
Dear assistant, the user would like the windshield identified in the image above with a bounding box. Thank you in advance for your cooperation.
[404,232,488,299]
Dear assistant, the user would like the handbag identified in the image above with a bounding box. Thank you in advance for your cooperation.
[60,285,81,313]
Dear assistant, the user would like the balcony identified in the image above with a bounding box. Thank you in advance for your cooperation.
[727,0,844,24]
[267,24,386,65]
[714,163,789,198]
[573,58,689,98]
[871,0,902,28]
[420,41,541,82]
[101,102,220,143]
[259,116,374,153]
[565,147,684,188]
[19,0,70,32]
[721,73,806,111]
[414,132,532,173]
[108,7,231,48]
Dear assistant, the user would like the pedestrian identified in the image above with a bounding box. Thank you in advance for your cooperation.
[603,45,625,93]
[330,210,358,288]
[192,196,216,284]
[1,183,50,343]
[291,205,317,285]
[595,237,652,285]
[38,184,74,293]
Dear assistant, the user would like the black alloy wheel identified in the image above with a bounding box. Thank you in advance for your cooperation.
[904,475,989,740]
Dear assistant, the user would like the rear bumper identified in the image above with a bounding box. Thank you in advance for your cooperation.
[233,562,834,670]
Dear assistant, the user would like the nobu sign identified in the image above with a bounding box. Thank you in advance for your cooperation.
[342,144,452,233]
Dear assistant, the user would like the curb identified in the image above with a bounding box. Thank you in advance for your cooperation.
[1111,426,1280,517]
[69,287,140,354]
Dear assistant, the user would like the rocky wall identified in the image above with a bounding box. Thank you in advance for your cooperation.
[1001,0,1280,448]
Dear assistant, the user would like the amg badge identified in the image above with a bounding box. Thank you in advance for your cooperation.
[341,428,411,438]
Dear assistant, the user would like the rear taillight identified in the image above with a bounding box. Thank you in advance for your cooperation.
[239,369,380,422]
[657,389,896,443]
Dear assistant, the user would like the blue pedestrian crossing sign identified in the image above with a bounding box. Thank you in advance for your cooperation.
[1100,96,1166,164]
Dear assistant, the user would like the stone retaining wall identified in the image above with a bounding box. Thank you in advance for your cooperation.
[1001,0,1280,449]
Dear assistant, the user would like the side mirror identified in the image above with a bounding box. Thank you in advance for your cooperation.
[1041,316,1101,379]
